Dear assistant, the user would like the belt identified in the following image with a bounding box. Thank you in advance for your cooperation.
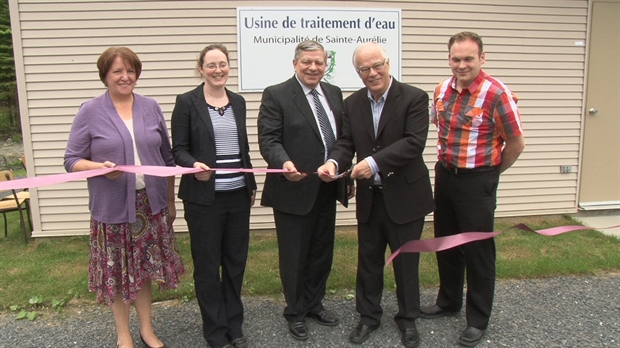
[441,162,497,174]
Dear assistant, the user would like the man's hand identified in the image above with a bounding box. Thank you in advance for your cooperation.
[350,159,374,180]
[317,162,337,182]
[193,162,212,181]
[283,161,307,181]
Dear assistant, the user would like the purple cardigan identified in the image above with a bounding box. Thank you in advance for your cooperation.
[64,91,175,224]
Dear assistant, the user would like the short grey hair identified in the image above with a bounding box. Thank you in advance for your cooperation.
[294,40,326,61]
[351,43,388,68]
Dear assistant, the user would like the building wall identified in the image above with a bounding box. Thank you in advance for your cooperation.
[9,0,588,237]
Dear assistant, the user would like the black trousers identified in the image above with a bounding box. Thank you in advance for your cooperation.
[433,162,500,330]
[356,188,425,329]
[273,181,337,323]
[183,188,251,348]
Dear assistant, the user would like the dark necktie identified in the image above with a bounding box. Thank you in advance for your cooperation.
[311,89,336,154]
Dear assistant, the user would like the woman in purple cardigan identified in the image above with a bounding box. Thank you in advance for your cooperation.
[64,47,184,348]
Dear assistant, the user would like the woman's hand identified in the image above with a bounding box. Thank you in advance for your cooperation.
[250,189,257,207]
[167,203,177,223]
[193,162,212,181]
[102,161,123,180]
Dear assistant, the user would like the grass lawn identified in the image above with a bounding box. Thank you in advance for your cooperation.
[0,213,618,314]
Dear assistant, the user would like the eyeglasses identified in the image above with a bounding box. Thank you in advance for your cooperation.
[356,58,389,76]
[204,62,229,71]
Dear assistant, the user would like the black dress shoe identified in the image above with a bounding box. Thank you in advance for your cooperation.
[140,334,167,348]
[231,336,248,348]
[349,323,379,344]
[288,321,309,341]
[307,309,339,326]
[401,326,420,348]
[420,304,460,319]
[457,326,485,347]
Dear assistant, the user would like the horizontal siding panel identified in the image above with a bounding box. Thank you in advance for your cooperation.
[500,187,577,198]
[19,9,234,21]
[39,222,91,233]
[42,212,91,222]
[19,18,237,30]
[402,67,583,78]
[37,189,87,199]
[402,27,587,39]
[499,194,576,205]
[500,180,577,190]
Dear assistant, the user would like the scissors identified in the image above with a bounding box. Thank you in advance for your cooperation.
[331,167,353,179]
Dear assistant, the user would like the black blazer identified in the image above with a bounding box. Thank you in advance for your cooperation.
[171,83,257,205]
[258,76,345,215]
[330,78,434,224]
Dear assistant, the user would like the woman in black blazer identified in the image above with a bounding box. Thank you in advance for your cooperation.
[171,44,256,348]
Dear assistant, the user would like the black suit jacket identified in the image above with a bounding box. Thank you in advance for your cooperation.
[330,78,434,224]
[258,76,345,215]
[171,83,257,205]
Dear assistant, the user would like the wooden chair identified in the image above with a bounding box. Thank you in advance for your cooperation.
[0,169,32,243]
[17,155,31,203]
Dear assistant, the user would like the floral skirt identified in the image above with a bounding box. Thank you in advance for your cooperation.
[89,189,185,305]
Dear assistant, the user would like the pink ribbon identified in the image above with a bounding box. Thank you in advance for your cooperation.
[4,165,617,261]
[0,165,288,191]
[386,223,620,265]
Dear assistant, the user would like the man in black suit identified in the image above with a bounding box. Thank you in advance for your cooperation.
[318,43,434,348]
[257,40,346,341]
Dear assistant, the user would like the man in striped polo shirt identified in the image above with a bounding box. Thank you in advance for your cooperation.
[421,32,525,347]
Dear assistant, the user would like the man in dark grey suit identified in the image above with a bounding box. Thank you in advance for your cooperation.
[318,43,434,348]
[257,40,346,341]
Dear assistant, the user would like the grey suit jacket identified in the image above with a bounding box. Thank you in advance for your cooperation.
[258,76,345,215]
[330,78,434,224]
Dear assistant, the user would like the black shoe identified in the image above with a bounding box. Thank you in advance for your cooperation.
[231,336,248,348]
[307,309,339,326]
[420,304,460,319]
[288,321,309,341]
[400,326,420,348]
[457,326,485,347]
[139,334,167,348]
[349,323,379,344]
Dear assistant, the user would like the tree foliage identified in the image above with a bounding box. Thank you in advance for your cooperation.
[0,0,19,133]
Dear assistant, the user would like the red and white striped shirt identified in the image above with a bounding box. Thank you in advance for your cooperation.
[431,69,523,168]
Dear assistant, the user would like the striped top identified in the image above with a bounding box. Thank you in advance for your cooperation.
[431,69,523,168]
[208,103,246,191]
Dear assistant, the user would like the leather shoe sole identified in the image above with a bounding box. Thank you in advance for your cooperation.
[420,304,460,319]
[457,326,485,347]
[288,321,309,341]
[349,323,379,344]
[401,327,420,348]
[307,310,339,326]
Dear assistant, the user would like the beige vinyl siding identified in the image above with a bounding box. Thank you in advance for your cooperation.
[10,0,588,237]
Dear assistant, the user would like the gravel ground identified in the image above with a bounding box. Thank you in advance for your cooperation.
[1,274,618,348]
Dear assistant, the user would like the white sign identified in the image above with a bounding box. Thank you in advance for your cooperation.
[237,7,402,91]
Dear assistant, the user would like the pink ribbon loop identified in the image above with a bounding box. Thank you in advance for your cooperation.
[386,223,620,265]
